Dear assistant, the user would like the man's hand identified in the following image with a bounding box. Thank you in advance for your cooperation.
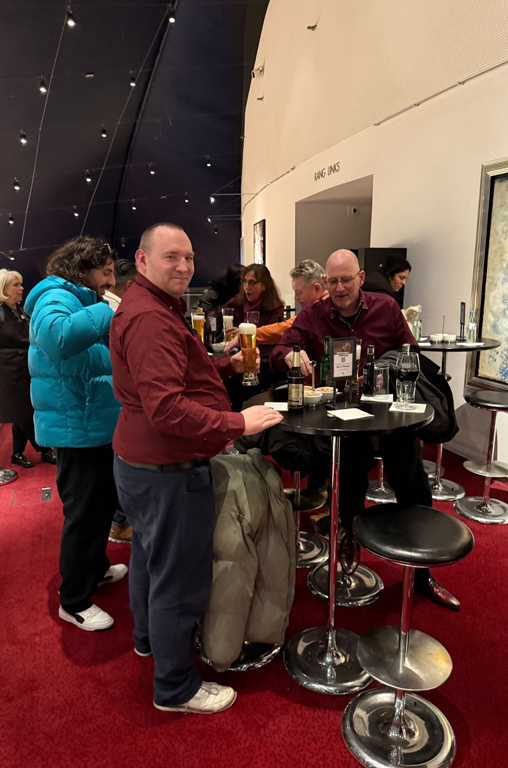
[284,348,313,376]
[242,405,284,435]
[225,334,240,355]
[230,347,261,374]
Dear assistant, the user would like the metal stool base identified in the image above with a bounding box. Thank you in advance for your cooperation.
[366,479,396,504]
[454,496,508,525]
[424,460,444,479]
[297,531,329,569]
[431,478,465,502]
[0,469,18,486]
[285,487,326,513]
[308,561,384,607]
[196,632,281,672]
[463,459,508,478]
[342,688,456,768]
[357,626,452,691]
[283,626,371,695]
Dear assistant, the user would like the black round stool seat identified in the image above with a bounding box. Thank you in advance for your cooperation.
[353,504,474,567]
[465,390,508,410]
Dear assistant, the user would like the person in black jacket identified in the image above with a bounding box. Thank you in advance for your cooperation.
[0,269,56,468]
[363,254,411,307]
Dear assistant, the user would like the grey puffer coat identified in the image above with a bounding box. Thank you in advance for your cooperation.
[203,449,295,671]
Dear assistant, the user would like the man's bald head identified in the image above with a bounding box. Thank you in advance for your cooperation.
[326,249,365,316]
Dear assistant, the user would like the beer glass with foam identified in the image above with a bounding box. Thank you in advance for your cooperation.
[222,308,235,343]
[239,322,258,386]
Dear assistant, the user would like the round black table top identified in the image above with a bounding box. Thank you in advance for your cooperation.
[419,337,500,353]
[245,389,434,438]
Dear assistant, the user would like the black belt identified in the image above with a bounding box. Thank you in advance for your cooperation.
[119,456,210,473]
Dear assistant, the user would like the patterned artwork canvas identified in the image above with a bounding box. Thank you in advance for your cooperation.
[478,175,508,384]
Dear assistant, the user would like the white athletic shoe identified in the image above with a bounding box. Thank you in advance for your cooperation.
[98,564,128,588]
[134,647,152,657]
[154,682,237,715]
[59,603,114,631]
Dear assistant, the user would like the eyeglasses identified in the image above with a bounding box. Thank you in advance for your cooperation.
[326,271,361,288]
[242,279,261,288]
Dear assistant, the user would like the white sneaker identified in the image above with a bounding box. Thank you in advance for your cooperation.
[59,603,114,631]
[154,682,237,715]
[98,564,128,587]
[134,647,152,657]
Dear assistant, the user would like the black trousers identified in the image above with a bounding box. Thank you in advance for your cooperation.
[56,444,117,613]
[12,420,42,454]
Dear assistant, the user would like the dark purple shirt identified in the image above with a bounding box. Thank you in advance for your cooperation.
[270,291,417,371]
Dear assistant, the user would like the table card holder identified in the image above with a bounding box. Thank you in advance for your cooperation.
[328,336,357,409]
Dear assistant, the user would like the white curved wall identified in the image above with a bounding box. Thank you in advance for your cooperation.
[242,0,508,459]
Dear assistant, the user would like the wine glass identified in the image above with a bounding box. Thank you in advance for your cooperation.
[395,350,420,409]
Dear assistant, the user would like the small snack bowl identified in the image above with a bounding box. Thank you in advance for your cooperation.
[304,385,314,391]
[316,386,334,402]
[211,342,227,353]
[430,333,456,344]
[304,390,323,407]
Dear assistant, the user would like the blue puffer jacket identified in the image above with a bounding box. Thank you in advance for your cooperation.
[24,276,121,448]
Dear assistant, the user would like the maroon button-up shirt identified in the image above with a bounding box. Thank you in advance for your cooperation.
[110,274,245,464]
[270,291,417,372]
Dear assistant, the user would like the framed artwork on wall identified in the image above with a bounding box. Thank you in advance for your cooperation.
[466,157,508,392]
[253,219,265,265]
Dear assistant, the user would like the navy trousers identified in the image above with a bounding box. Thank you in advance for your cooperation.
[113,456,215,706]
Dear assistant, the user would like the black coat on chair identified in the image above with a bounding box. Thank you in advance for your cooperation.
[0,303,33,424]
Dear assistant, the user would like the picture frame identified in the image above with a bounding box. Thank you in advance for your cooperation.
[466,157,508,393]
[253,219,265,265]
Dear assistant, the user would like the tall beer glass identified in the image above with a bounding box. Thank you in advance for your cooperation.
[222,308,235,342]
[191,310,205,343]
[239,322,258,386]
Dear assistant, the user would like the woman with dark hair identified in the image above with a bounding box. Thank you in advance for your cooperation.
[222,263,284,327]
[363,254,412,307]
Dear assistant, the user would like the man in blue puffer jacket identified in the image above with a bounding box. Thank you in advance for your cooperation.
[24,236,127,632]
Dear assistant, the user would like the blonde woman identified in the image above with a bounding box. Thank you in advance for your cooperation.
[0,269,56,467]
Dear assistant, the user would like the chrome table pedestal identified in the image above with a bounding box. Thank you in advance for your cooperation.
[284,436,372,694]
[0,468,18,486]
[196,631,281,672]
[455,409,508,524]
[366,458,396,504]
[285,472,328,568]
[342,568,455,768]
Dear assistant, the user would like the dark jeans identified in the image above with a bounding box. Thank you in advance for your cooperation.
[12,421,42,454]
[56,444,117,613]
[114,456,215,706]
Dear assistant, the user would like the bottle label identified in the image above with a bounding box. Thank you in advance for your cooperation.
[288,383,303,406]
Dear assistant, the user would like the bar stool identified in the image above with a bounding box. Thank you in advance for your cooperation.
[342,504,474,768]
[285,470,328,568]
[0,467,18,486]
[454,390,508,524]
[366,457,396,503]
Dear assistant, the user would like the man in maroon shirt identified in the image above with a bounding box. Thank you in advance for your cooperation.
[110,223,283,714]
[269,249,459,611]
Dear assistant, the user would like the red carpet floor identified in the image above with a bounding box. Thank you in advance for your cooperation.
[1,422,507,768]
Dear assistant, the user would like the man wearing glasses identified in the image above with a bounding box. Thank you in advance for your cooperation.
[270,249,459,611]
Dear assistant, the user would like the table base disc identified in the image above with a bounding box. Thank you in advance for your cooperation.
[283,626,372,695]
[196,632,281,672]
[285,488,326,512]
[308,562,384,607]
[431,478,465,502]
[366,479,396,504]
[342,688,456,768]
[454,496,508,525]
[357,626,452,691]
[297,531,329,569]
[463,459,508,478]
[0,469,18,486]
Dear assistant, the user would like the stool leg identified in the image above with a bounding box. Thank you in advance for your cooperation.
[292,471,329,569]
[455,409,508,524]
[366,458,396,503]
[431,443,465,502]
[294,470,302,555]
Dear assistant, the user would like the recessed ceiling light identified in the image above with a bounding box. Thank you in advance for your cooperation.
[8,214,14,225]
[20,130,27,145]
[214,226,218,235]
[66,9,76,27]
[130,73,136,88]
[184,192,189,203]
[39,77,47,93]
[73,206,79,218]
[101,126,107,138]
[206,156,212,168]
[149,163,155,175]
[85,170,92,183]
[131,200,137,211]
[210,196,215,204]
[207,217,212,223]
[13,178,20,192]
[168,8,176,23]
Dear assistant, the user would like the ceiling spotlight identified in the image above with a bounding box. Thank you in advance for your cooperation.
[207,217,212,223]
[209,196,215,204]
[66,9,76,27]
[73,206,79,218]
[206,156,212,168]
[168,7,176,23]
[130,73,136,88]
[39,77,47,94]
[8,214,14,226]
[20,130,27,145]
[120,237,127,247]
[131,200,137,211]
[214,226,218,235]
[13,178,20,192]
[149,163,155,175]
[101,126,107,138]
[85,170,92,183]
[184,192,189,203]
[8,254,15,261]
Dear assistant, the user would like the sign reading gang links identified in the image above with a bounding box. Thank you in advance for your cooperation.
[314,161,340,181]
